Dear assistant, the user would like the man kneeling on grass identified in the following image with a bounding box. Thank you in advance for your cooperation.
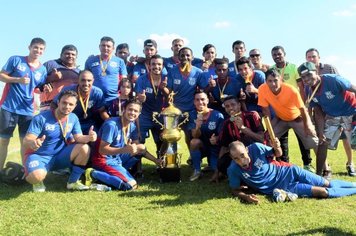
[23,90,97,192]
[228,140,356,204]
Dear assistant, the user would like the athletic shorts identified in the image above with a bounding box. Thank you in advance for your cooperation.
[324,115,352,150]
[0,108,32,138]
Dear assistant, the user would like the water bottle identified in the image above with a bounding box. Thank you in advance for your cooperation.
[89,183,112,191]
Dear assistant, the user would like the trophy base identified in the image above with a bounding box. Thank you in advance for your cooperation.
[159,167,181,183]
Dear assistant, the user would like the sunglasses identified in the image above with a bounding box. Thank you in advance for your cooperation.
[249,54,260,58]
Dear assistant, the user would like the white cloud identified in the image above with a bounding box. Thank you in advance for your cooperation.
[352,4,356,9]
[136,33,190,50]
[332,10,354,17]
[213,21,231,29]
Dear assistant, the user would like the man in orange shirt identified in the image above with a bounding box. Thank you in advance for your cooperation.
[258,68,318,157]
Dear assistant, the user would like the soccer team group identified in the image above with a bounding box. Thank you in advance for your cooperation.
[0,36,356,203]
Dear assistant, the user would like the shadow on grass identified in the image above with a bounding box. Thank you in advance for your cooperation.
[286,227,355,236]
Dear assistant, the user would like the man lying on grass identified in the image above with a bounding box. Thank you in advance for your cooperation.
[228,140,356,204]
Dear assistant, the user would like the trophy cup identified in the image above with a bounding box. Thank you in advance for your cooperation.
[152,92,189,182]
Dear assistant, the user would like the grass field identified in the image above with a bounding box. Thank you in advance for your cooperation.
[1,132,355,235]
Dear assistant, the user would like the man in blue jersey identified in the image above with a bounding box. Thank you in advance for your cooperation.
[164,38,184,72]
[135,55,168,155]
[298,62,356,177]
[85,36,127,103]
[88,99,162,190]
[187,90,224,181]
[55,70,109,134]
[115,43,135,78]
[23,90,97,192]
[0,38,48,172]
[228,40,246,79]
[228,140,356,204]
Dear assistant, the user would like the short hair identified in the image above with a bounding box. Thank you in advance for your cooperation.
[30,37,46,47]
[305,48,319,57]
[150,54,163,61]
[172,38,184,45]
[214,57,229,65]
[229,140,245,154]
[271,45,285,54]
[61,44,78,55]
[178,47,193,56]
[124,98,142,111]
[78,70,93,79]
[100,36,115,46]
[202,44,215,54]
[116,43,129,52]
[232,40,245,49]
[235,56,252,68]
[194,89,208,97]
[58,90,78,102]
[265,68,280,78]
[222,95,238,104]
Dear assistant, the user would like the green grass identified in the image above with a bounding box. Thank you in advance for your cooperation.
[1,132,356,235]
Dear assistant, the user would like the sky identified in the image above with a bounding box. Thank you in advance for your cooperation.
[1,0,356,92]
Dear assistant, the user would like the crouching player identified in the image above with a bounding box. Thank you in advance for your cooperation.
[23,90,97,192]
[87,99,162,191]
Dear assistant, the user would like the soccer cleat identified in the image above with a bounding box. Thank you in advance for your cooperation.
[303,164,316,173]
[33,181,46,192]
[346,164,356,177]
[189,170,202,182]
[67,180,89,191]
[85,168,94,186]
[273,188,298,202]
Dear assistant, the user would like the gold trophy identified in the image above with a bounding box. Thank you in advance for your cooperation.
[152,92,189,182]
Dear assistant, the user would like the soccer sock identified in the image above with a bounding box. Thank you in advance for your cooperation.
[327,187,356,198]
[329,180,356,188]
[68,165,86,183]
[91,170,125,189]
[190,150,201,171]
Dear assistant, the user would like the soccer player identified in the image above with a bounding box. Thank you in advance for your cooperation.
[115,43,135,77]
[228,140,356,204]
[249,49,270,72]
[187,90,224,181]
[85,36,127,103]
[163,38,184,72]
[23,90,97,192]
[88,99,162,190]
[0,37,48,171]
[228,40,246,78]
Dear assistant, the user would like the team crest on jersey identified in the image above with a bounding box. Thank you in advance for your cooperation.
[174,79,181,85]
[17,64,26,72]
[88,100,94,109]
[325,91,335,100]
[229,67,234,72]
[283,74,290,81]
[110,61,117,68]
[91,62,100,67]
[167,63,174,68]
[45,124,56,131]
[34,72,42,81]
[145,87,153,94]
[141,69,146,74]
[29,160,40,168]
[188,77,196,86]
[208,122,216,130]
[242,172,250,178]
[254,158,264,169]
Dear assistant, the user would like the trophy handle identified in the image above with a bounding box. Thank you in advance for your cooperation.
[177,112,189,129]
[152,112,164,130]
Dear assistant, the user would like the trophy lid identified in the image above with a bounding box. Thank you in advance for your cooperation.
[161,103,182,116]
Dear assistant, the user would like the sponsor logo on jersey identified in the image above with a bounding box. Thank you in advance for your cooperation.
[254,158,264,169]
[208,122,216,130]
[188,77,196,86]
[110,61,118,68]
[45,124,56,131]
[174,79,181,85]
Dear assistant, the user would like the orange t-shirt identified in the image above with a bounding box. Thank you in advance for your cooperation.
[258,83,304,121]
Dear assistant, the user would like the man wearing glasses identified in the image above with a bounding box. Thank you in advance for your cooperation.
[249,49,270,72]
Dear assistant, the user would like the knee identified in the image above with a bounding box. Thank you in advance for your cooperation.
[26,169,47,184]
[190,139,202,150]
[72,144,90,164]
[311,186,328,198]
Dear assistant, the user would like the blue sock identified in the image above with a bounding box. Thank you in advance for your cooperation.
[329,180,356,188]
[190,150,201,171]
[68,165,85,183]
[327,187,356,198]
[92,170,126,189]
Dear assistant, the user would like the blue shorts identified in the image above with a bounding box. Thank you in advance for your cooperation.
[283,165,326,197]
[24,144,76,175]
[0,108,32,138]
[139,117,162,144]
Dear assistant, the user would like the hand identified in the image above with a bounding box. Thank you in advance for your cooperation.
[244,194,259,204]
[246,83,257,94]
[88,126,97,142]
[195,115,203,128]
[129,55,138,63]
[208,75,216,88]
[137,90,146,103]
[271,137,281,149]
[155,158,164,167]
[209,133,218,145]
[234,116,244,129]
[159,77,168,90]
[32,135,46,151]
[43,83,53,93]
[305,124,316,137]
[126,139,138,155]
[239,88,246,101]
[19,73,30,84]
[52,68,63,80]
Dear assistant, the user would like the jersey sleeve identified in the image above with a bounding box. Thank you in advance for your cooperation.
[26,114,45,136]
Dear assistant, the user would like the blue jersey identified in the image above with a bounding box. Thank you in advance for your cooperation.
[167,66,207,112]
[228,61,238,79]
[228,143,294,195]
[85,55,127,102]
[163,57,180,72]
[26,110,82,156]
[132,62,168,79]
[0,56,47,115]
[187,109,224,144]
[236,70,265,113]
[307,74,356,116]
[93,117,138,163]
[57,85,105,133]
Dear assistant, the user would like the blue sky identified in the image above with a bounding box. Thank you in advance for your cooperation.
[1,0,356,89]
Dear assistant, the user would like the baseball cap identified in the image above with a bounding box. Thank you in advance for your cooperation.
[144,39,157,48]
[298,62,317,76]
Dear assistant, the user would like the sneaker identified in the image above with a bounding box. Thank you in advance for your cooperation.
[272,188,298,202]
[85,168,94,186]
[33,181,46,192]
[189,170,202,181]
[346,164,356,177]
[322,169,332,180]
[67,180,89,191]
[303,164,316,173]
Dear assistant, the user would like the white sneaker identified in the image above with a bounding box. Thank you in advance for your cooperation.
[189,170,202,181]
[67,181,89,191]
[33,182,46,192]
